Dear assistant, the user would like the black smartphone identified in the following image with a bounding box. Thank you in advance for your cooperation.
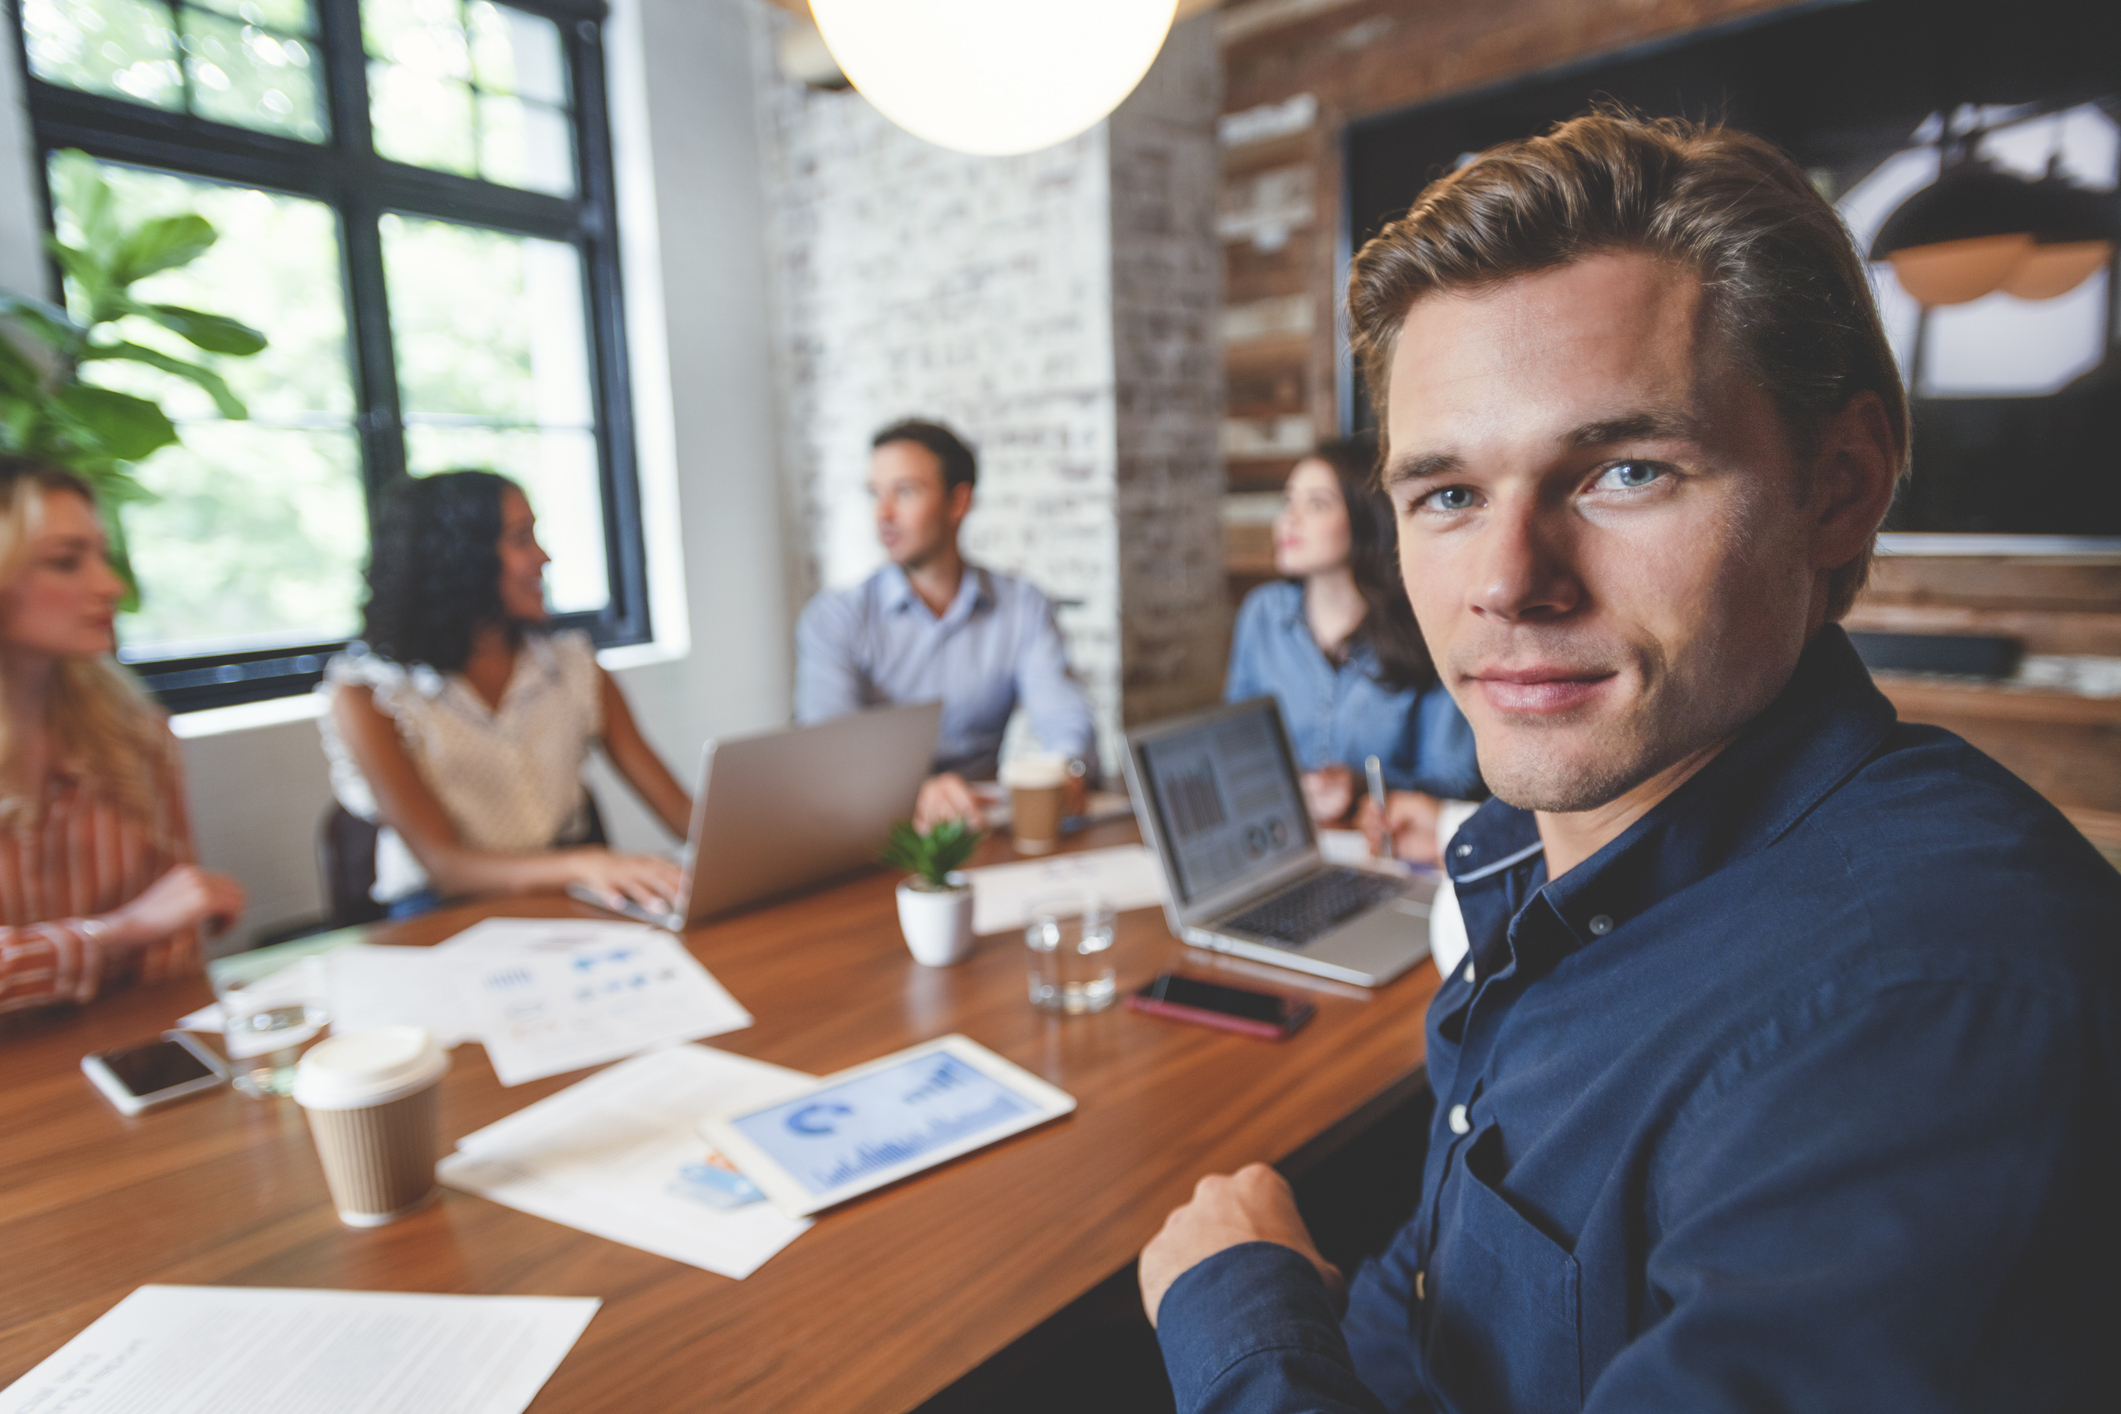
[1126,973,1316,1040]
[81,1033,228,1115]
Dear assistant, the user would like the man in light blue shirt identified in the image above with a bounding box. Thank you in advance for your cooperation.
[794,419,1097,826]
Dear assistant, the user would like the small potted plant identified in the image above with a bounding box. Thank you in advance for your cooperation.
[883,818,983,966]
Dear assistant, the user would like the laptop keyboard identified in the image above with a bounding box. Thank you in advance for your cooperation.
[1221,868,1405,949]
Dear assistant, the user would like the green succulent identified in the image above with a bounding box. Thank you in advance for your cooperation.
[0,151,268,606]
[882,817,984,890]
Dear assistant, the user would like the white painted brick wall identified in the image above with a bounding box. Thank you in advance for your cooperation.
[750,4,1224,770]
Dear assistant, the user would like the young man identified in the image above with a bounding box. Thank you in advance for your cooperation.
[1141,114,2119,1411]
[794,419,1097,826]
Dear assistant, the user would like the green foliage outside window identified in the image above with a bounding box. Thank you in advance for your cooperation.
[0,152,267,605]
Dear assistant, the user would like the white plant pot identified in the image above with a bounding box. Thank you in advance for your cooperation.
[896,879,976,966]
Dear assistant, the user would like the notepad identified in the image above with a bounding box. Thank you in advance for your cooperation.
[0,1286,598,1414]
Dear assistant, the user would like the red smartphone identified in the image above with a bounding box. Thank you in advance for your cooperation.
[1127,973,1315,1040]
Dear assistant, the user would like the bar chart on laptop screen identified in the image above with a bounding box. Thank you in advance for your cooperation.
[1147,712,1307,900]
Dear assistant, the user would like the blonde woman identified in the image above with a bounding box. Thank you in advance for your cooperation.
[0,457,243,1014]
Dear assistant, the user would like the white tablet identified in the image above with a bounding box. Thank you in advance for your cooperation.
[699,1034,1076,1216]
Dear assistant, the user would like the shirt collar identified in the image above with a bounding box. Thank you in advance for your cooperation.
[881,562,992,622]
[1449,625,1897,957]
[1273,581,1382,672]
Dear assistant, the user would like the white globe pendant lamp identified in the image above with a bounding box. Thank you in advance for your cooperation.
[809,0,1180,157]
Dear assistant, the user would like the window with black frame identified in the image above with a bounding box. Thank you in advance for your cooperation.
[11,0,643,710]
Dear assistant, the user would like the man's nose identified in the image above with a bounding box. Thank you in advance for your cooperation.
[1466,495,1582,624]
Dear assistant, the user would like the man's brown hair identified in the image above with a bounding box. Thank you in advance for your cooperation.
[1347,110,1909,619]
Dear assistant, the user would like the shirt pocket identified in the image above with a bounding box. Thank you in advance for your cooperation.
[1426,1125,1584,1412]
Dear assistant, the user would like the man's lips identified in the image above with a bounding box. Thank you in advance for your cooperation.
[1469,666,1616,714]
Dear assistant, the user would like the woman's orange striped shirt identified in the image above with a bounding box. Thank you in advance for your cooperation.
[0,733,199,1013]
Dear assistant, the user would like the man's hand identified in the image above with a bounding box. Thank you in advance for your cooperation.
[914,772,985,830]
[1140,1163,1344,1328]
[1357,789,1444,867]
[1300,764,1357,824]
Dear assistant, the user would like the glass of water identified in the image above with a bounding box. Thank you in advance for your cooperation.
[1025,893,1117,1014]
[210,953,331,1097]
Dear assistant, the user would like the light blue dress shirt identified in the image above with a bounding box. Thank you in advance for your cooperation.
[1225,580,1482,799]
[794,563,1097,781]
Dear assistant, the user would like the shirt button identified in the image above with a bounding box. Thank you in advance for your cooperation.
[1448,1103,1470,1135]
[1454,842,1473,857]
[1462,961,1475,983]
[1588,914,1614,936]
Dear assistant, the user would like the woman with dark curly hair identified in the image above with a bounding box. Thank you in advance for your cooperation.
[1225,435,1481,864]
[319,471,691,917]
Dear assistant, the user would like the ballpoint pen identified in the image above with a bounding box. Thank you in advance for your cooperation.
[1365,754,1391,860]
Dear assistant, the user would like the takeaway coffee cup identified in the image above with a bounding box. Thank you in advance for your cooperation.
[293,1026,449,1227]
[1002,753,1069,855]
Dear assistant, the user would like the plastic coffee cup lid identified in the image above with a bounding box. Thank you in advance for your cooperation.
[1000,753,1067,789]
[293,1026,448,1110]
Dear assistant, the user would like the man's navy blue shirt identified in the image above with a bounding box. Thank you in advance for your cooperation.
[1158,627,2120,1412]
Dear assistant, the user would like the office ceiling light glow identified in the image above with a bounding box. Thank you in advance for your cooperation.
[809,0,1179,157]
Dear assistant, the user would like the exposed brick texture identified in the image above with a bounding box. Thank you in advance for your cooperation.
[751,6,1226,769]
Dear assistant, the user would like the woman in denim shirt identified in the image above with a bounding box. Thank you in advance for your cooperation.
[1226,437,1481,863]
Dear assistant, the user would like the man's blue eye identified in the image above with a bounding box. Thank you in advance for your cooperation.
[1604,462,1662,489]
[1426,486,1476,512]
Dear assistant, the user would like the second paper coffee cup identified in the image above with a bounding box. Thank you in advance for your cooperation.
[1002,753,1069,855]
[293,1026,449,1228]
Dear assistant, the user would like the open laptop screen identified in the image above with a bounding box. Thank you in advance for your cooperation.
[1137,702,1312,904]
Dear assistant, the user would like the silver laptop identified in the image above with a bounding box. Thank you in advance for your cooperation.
[574,700,943,929]
[1121,698,1433,987]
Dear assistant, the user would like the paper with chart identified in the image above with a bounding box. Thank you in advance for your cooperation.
[961,844,1166,935]
[444,918,752,1085]
[0,1286,598,1414]
[440,1044,816,1279]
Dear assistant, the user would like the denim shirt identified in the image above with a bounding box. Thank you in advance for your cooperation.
[793,563,1097,781]
[1226,582,1482,799]
[1158,627,2121,1413]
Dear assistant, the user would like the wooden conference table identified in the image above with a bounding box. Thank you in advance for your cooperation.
[0,820,1439,1413]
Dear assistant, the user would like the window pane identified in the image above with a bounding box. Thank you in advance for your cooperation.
[368,62,475,174]
[119,426,366,655]
[478,93,574,196]
[362,0,467,76]
[185,0,311,35]
[406,427,607,614]
[468,1,566,105]
[22,0,182,110]
[48,154,364,657]
[383,213,606,613]
[179,7,325,142]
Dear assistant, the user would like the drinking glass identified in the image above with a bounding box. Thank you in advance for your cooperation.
[210,953,331,1097]
[1025,893,1116,1014]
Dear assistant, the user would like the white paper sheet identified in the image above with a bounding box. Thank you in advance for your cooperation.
[323,943,474,1047]
[1317,829,1418,875]
[0,1286,598,1414]
[441,1044,815,1278]
[962,844,1167,936]
[442,919,753,1086]
[180,944,473,1048]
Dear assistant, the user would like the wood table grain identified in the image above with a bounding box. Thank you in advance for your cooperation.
[0,822,1438,1413]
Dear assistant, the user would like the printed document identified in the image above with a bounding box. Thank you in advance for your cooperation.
[962,844,1166,935]
[440,1044,815,1278]
[0,1286,598,1414]
[443,919,753,1085]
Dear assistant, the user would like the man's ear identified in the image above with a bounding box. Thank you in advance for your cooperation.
[946,481,974,529]
[1806,390,1900,572]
